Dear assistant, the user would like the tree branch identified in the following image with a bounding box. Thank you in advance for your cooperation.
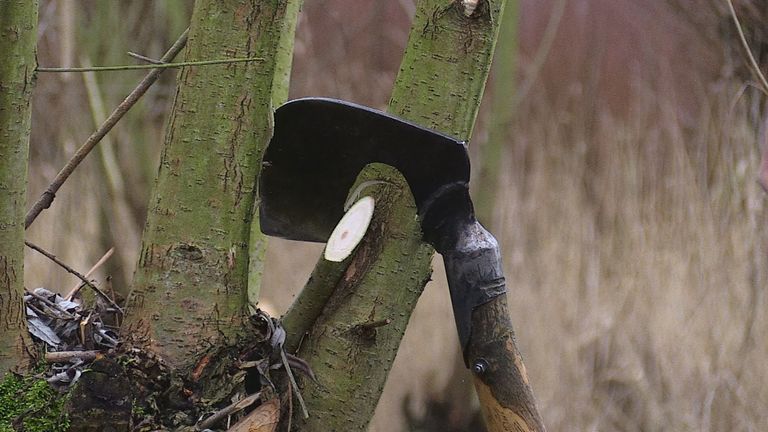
[24,241,122,314]
[24,28,189,229]
[36,56,262,73]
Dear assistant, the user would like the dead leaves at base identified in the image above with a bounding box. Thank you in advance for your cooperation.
[227,398,280,432]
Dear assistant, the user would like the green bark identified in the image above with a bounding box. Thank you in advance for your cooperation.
[0,0,38,377]
[281,255,349,353]
[286,1,506,429]
[270,0,302,108]
[388,0,505,137]
[475,0,517,226]
[248,0,303,309]
[291,165,432,431]
[123,0,292,369]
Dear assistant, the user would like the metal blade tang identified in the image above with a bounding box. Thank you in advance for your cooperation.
[424,188,508,363]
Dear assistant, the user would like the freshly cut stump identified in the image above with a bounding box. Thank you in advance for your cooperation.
[324,196,375,262]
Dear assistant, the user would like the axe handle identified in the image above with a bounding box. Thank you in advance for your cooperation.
[438,219,545,432]
[467,293,546,432]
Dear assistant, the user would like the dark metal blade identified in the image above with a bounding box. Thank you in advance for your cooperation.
[258,98,470,242]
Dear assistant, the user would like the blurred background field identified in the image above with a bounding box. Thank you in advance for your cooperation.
[24,1,768,431]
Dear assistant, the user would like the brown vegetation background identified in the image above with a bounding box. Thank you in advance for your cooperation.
[25,1,768,430]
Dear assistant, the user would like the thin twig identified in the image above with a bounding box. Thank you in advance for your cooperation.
[45,350,102,363]
[37,56,263,73]
[285,372,293,432]
[281,348,309,419]
[127,51,164,64]
[196,392,261,431]
[726,0,768,95]
[25,241,97,290]
[285,352,317,382]
[24,302,47,319]
[24,28,189,229]
[66,247,114,299]
[24,289,78,320]
[24,241,123,314]
[84,280,124,315]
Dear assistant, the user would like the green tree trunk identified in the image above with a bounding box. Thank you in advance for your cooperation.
[427,4,520,428]
[285,1,507,430]
[123,0,293,369]
[0,0,38,377]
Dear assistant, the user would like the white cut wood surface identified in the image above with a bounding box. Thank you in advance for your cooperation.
[324,196,375,262]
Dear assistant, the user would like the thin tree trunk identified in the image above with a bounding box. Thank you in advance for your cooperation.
[248,0,304,308]
[122,0,293,369]
[288,165,433,431]
[475,0,518,227]
[0,0,38,377]
[286,1,508,429]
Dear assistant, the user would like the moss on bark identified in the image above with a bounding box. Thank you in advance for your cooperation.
[0,0,38,377]
[123,0,294,369]
[0,373,69,432]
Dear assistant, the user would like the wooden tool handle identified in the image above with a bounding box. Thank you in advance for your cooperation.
[466,294,546,432]
[436,218,545,431]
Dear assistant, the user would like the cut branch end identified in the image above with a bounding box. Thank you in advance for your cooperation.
[324,196,375,262]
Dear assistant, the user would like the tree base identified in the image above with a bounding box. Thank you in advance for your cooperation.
[50,313,290,431]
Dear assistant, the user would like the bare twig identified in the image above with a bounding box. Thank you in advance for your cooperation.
[24,302,52,320]
[197,392,261,431]
[65,247,114,299]
[82,280,124,315]
[285,373,293,432]
[37,56,263,73]
[24,289,78,320]
[24,241,123,314]
[25,241,97,289]
[284,352,317,382]
[281,348,309,419]
[45,350,102,363]
[127,51,165,64]
[726,0,768,95]
[24,28,189,229]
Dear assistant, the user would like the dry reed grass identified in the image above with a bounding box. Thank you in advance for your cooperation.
[22,1,768,431]
[494,86,768,431]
